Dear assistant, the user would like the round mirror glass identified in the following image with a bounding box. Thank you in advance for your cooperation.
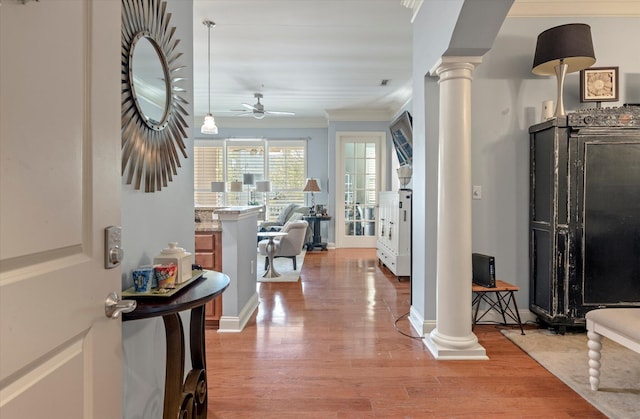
[130,35,170,130]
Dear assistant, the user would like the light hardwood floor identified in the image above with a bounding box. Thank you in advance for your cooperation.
[206,249,603,418]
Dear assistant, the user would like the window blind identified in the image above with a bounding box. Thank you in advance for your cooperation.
[194,145,223,206]
[193,140,307,220]
[268,142,305,220]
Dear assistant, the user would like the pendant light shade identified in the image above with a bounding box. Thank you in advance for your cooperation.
[201,113,218,134]
[201,20,219,135]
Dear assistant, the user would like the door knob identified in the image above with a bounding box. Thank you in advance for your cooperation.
[105,292,136,319]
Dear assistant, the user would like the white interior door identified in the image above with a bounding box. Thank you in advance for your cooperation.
[0,1,122,417]
[335,131,386,248]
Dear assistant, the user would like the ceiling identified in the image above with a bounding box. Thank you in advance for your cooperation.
[191,0,640,128]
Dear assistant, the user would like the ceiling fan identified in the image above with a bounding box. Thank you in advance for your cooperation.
[233,93,295,119]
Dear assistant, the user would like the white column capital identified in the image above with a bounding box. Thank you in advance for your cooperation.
[429,56,483,78]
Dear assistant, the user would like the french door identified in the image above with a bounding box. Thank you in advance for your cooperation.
[335,132,386,248]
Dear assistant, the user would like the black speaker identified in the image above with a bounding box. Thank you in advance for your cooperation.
[472,253,495,288]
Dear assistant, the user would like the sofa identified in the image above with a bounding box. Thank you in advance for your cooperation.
[258,203,313,247]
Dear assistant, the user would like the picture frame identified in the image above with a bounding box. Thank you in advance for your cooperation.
[580,67,619,103]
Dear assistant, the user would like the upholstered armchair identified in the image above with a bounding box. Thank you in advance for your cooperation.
[258,220,308,270]
[258,202,313,245]
[259,203,308,231]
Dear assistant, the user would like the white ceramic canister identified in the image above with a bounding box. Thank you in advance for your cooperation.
[153,242,193,284]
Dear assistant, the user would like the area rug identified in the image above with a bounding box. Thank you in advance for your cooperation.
[256,251,305,282]
[502,328,640,418]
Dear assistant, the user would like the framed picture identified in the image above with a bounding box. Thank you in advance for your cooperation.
[580,67,619,102]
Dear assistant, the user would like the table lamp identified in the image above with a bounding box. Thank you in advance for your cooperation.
[303,178,321,214]
[210,181,226,206]
[255,180,271,218]
[532,23,596,117]
[229,180,243,205]
[255,180,271,203]
[243,173,256,204]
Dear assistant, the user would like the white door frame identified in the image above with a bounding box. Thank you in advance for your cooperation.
[334,131,387,248]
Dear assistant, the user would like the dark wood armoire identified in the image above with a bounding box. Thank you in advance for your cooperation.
[529,106,640,331]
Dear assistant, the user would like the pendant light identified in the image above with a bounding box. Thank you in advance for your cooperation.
[201,20,218,134]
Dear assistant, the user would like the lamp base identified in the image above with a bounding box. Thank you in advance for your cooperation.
[554,63,568,117]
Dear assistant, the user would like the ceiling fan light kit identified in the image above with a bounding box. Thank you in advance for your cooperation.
[234,92,295,119]
[201,20,219,134]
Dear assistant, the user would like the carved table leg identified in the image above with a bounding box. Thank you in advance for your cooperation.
[587,331,602,390]
[162,313,188,419]
[185,305,208,418]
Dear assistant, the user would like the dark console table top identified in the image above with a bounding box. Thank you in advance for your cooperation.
[123,270,230,321]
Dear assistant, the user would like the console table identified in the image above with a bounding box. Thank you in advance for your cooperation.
[123,271,230,419]
[303,215,331,250]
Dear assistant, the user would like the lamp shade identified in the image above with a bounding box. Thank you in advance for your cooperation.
[303,178,321,192]
[532,23,595,75]
[201,113,218,135]
[210,181,225,192]
[255,180,271,192]
[229,181,243,192]
[242,173,255,185]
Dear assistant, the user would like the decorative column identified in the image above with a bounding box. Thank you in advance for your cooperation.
[423,56,488,360]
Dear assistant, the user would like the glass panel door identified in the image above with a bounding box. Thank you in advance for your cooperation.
[336,132,385,248]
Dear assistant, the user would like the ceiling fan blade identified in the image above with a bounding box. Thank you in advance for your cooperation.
[265,110,295,116]
[241,103,256,111]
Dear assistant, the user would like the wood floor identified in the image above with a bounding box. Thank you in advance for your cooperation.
[205,249,604,418]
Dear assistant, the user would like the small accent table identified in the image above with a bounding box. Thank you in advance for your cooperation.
[303,215,331,250]
[257,231,288,277]
[472,280,525,335]
[123,270,230,419]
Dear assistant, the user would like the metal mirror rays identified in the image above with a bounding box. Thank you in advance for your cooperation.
[121,0,189,192]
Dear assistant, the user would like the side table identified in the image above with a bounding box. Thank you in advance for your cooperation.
[303,215,331,250]
[472,279,525,335]
[123,270,230,419]
[257,231,288,278]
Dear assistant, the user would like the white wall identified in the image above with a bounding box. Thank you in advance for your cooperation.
[120,1,194,418]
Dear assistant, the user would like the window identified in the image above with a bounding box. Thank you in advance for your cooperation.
[267,142,305,221]
[194,139,307,221]
[194,144,223,206]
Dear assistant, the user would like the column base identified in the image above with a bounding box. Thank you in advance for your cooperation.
[423,329,488,360]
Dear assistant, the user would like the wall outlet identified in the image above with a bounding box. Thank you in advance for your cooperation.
[473,185,482,200]
[250,260,255,274]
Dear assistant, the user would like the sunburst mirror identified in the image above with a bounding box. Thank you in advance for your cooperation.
[121,0,189,192]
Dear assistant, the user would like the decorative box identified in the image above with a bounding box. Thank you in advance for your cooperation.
[153,242,193,284]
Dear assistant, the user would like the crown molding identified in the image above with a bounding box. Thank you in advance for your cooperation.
[324,109,395,122]
[401,0,424,22]
[509,0,640,17]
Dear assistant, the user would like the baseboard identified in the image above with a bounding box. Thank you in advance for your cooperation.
[408,305,535,336]
[409,305,436,337]
[218,292,259,333]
